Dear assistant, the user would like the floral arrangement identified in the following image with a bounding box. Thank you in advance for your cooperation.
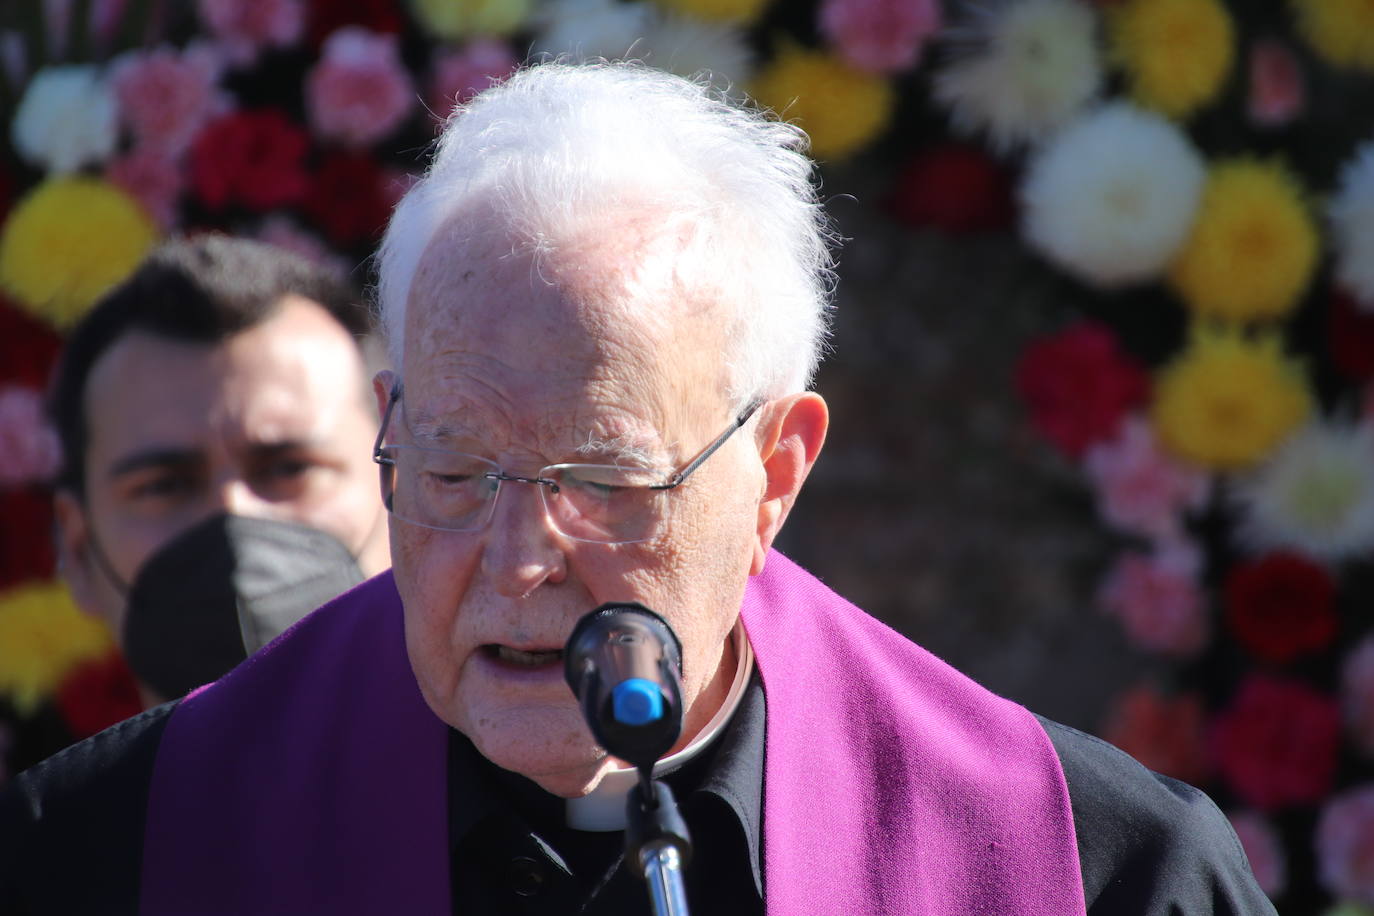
[0,0,1370,910]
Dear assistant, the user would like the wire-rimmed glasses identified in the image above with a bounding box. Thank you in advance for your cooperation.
[372,384,761,544]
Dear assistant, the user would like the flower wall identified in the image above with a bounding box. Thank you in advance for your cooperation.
[0,0,1372,911]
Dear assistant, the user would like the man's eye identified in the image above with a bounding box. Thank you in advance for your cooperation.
[262,458,312,480]
[128,472,197,501]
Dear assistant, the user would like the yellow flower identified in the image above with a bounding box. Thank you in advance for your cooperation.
[650,0,773,25]
[407,0,532,39]
[1291,0,1374,70]
[1168,160,1318,323]
[1151,326,1312,470]
[750,45,894,161]
[0,580,113,715]
[1111,0,1235,119]
[0,177,157,330]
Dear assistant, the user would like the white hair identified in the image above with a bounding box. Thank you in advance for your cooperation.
[375,60,837,403]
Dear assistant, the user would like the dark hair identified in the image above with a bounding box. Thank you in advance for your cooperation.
[49,235,372,497]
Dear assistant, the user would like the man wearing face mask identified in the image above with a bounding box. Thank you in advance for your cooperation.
[47,235,391,707]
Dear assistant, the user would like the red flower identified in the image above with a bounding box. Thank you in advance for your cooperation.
[0,488,57,590]
[1015,321,1151,458]
[54,650,143,739]
[887,142,1014,234]
[1329,287,1374,381]
[1211,674,1341,810]
[1224,551,1338,664]
[190,109,311,212]
[306,0,403,49]
[1100,685,1212,786]
[0,294,63,389]
[1248,38,1305,128]
[301,150,392,246]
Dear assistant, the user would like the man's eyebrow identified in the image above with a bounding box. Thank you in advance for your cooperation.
[573,432,658,466]
[106,447,201,480]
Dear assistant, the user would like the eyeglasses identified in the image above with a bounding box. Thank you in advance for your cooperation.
[372,384,761,544]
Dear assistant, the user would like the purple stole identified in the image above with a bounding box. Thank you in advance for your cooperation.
[141,552,1085,914]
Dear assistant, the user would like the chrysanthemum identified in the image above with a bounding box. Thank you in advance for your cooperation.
[649,0,773,26]
[1110,0,1234,119]
[1232,421,1374,563]
[750,45,894,161]
[1169,160,1318,323]
[933,0,1102,153]
[0,581,113,715]
[408,0,532,39]
[1022,102,1205,288]
[1330,141,1374,310]
[1150,326,1312,471]
[1291,0,1374,71]
[0,178,158,329]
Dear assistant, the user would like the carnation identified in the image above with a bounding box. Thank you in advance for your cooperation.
[1248,38,1304,128]
[1097,541,1209,657]
[1344,635,1374,758]
[429,40,519,124]
[0,387,62,488]
[1099,685,1211,785]
[1021,102,1205,288]
[1084,414,1210,540]
[1210,674,1341,810]
[190,109,311,212]
[750,44,894,161]
[305,27,415,147]
[0,581,114,715]
[1292,0,1374,71]
[1169,159,1319,323]
[1223,551,1338,664]
[1233,420,1374,563]
[1227,811,1287,897]
[10,65,119,173]
[887,142,1015,234]
[1330,141,1374,310]
[1109,0,1234,119]
[818,0,941,75]
[1150,327,1312,471]
[110,43,228,156]
[197,0,305,66]
[934,0,1102,153]
[0,178,158,329]
[409,0,533,39]
[1316,784,1374,905]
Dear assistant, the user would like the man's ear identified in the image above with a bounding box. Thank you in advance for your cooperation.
[373,369,397,421]
[53,489,108,621]
[752,392,828,575]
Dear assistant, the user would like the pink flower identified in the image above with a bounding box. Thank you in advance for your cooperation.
[305,26,414,147]
[1211,674,1342,810]
[1085,415,1210,540]
[1228,811,1286,897]
[1316,784,1374,905]
[428,39,518,125]
[1248,38,1304,129]
[1099,685,1211,786]
[1097,541,1209,657]
[197,0,304,66]
[0,387,61,488]
[818,0,941,74]
[1344,636,1374,758]
[105,147,184,230]
[110,43,228,156]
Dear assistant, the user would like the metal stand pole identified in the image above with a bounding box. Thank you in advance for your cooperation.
[625,773,692,916]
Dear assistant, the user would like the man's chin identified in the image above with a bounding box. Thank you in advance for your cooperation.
[464,717,613,798]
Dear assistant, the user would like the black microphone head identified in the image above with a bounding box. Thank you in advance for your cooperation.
[564,603,684,770]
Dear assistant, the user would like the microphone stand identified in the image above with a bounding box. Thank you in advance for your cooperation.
[625,767,692,916]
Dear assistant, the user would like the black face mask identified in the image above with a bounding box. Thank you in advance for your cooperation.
[122,514,365,700]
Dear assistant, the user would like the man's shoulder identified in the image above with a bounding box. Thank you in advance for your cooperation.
[1036,716,1277,915]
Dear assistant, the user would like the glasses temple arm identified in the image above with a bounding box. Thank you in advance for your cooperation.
[651,399,763,490]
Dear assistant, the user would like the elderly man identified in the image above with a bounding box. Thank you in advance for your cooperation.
[1,64,1273,915]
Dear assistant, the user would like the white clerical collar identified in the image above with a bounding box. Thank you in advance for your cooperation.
[565,619,754,832]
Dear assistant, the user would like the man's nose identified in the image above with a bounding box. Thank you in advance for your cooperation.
[211,478,274,519]
[480,480,568,598]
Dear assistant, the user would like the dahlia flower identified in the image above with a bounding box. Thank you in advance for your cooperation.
[1169,160,1318,323]
[750,44,894,161]
[1292,0,1374,71]
[409,0,533,39]
[1233,420,1374,563]
[0,178,158,328]
[306,27,415,147]
[818,0,941,75]
[1316,784,1374,905]
[1150,327,1312,471]
[110,43,228,156]
[0,386,61,487]
[1021,102,1205,288]
[934,0,1102,153]
[1330,141,1374,311]
[1344,635,1374,758]
[10,65,119,173]
[0,581,113,715]
[1084,414,1210,540]
[1110,0,1234,119]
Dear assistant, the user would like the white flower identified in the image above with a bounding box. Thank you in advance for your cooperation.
[1234,420,1374,563]
[11,65,119,173]
[1329,140,1374,313]
[1022,102,1205,287]
[933,0,1102,153]
[638,13,755,92]
[530,0,654,62]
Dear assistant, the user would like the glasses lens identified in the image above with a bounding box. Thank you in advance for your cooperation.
[380,446,500,531]
[542,464,666,543]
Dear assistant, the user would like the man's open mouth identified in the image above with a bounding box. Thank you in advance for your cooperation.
[484,645,564,667]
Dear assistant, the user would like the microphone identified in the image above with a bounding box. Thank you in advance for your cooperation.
[564,602,684,771]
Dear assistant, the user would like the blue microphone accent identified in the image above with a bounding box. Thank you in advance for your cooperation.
[613,678,664,726]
